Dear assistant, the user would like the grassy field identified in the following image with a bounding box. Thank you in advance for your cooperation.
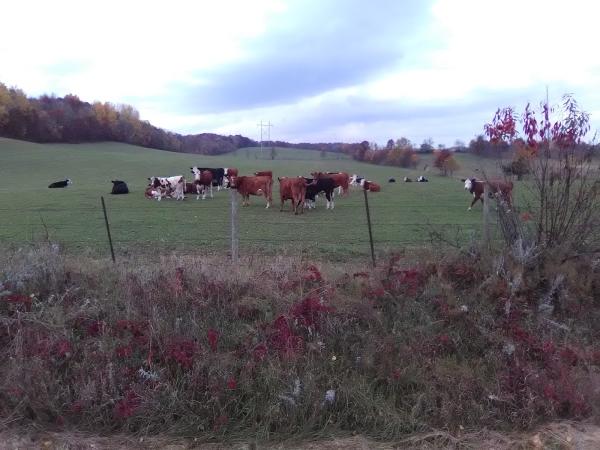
[0,138,512,259]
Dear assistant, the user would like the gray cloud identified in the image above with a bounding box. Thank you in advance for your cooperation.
[170,0,433,113]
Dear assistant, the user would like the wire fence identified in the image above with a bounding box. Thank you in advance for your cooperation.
[1,191,497,263]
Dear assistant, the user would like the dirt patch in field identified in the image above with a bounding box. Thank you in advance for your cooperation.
[2,422,600,449]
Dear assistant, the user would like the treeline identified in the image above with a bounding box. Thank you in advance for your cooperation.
[0,83,255,155]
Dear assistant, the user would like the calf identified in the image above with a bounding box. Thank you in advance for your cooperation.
[463,178,513,211]
[48,179,72,188]
[304,176,336,209]
[111,180,129,195]
[417,176,428,182]
[229,175,273,208]
[144,185,168,200]
[278,177,307,215]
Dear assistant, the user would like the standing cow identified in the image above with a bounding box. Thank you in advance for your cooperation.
[48,179,72,188]
[314,171,350,196]
[229,175,273,208]
[463,178,513,211]
[278,177,307,215]
[303,176,336,209]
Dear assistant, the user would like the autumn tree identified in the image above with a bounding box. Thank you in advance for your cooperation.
[433,149,459,176]
[484,95,598,251]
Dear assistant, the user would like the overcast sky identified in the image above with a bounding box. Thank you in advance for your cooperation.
[2,0,599,146]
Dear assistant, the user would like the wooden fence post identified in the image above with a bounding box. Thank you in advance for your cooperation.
[363,189,376,267]
[230,189,239,263]
[101,196,116,263]
[482,184,491,249]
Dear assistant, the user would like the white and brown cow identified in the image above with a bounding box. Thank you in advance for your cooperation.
[463,178,513,211]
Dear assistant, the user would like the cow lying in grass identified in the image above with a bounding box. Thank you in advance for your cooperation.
[48,179,72,188]
[111,180,129,194]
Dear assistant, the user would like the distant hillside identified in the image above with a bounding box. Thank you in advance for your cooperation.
[0,82,257,155]
[0,82,378,158]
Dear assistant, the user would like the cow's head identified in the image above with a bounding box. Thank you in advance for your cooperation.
[66,179,72,185]
[228,176,238,188]
[464,178,475,191]
[191,166,200,175]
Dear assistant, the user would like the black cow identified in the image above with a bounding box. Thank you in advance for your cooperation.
[111,180,129,194]
[388,178,396,183]
[191,167,226,190]
[48,179,72,188]
[303,177,336,210]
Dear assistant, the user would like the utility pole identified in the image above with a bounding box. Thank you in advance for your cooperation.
[257,120,273,154]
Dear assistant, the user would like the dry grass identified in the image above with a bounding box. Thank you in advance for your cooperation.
[1,243,599,444]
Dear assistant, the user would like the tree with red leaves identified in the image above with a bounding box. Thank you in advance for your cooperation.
[484,94,598,251]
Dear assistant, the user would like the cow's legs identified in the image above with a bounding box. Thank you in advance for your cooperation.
[210,185,213,198]
[468,194,482,211]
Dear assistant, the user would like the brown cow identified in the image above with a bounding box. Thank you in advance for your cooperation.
[223,168,238,188]
[278,176,307,215]
[363,180,381,192]
[229,175,273,208]
[312,171,350,196]
[463,178,513,211]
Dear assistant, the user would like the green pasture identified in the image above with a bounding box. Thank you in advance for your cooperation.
[0,138,514,259]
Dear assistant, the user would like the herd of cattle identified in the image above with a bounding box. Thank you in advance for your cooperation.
[46,170,515,213]
[141,168,382,214]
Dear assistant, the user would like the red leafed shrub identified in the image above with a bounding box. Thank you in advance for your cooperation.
[303,265,323,282]
[440,261,480,289]
[86,320,106,337]
[268,315,303,356]
[290,296,334,329]
[165,338,197,369]
[54,339,73,358]
[114,320,147,338]
[353,272,370,279]
[114,390,140,419]
[382,268,427,296]
[1,293,32,311]
[559,347,579,366]
[252,343,268,362]
[365,287,385,299]
[226,377,237,390]
[115,344,133,359]
[207,329,219,352]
